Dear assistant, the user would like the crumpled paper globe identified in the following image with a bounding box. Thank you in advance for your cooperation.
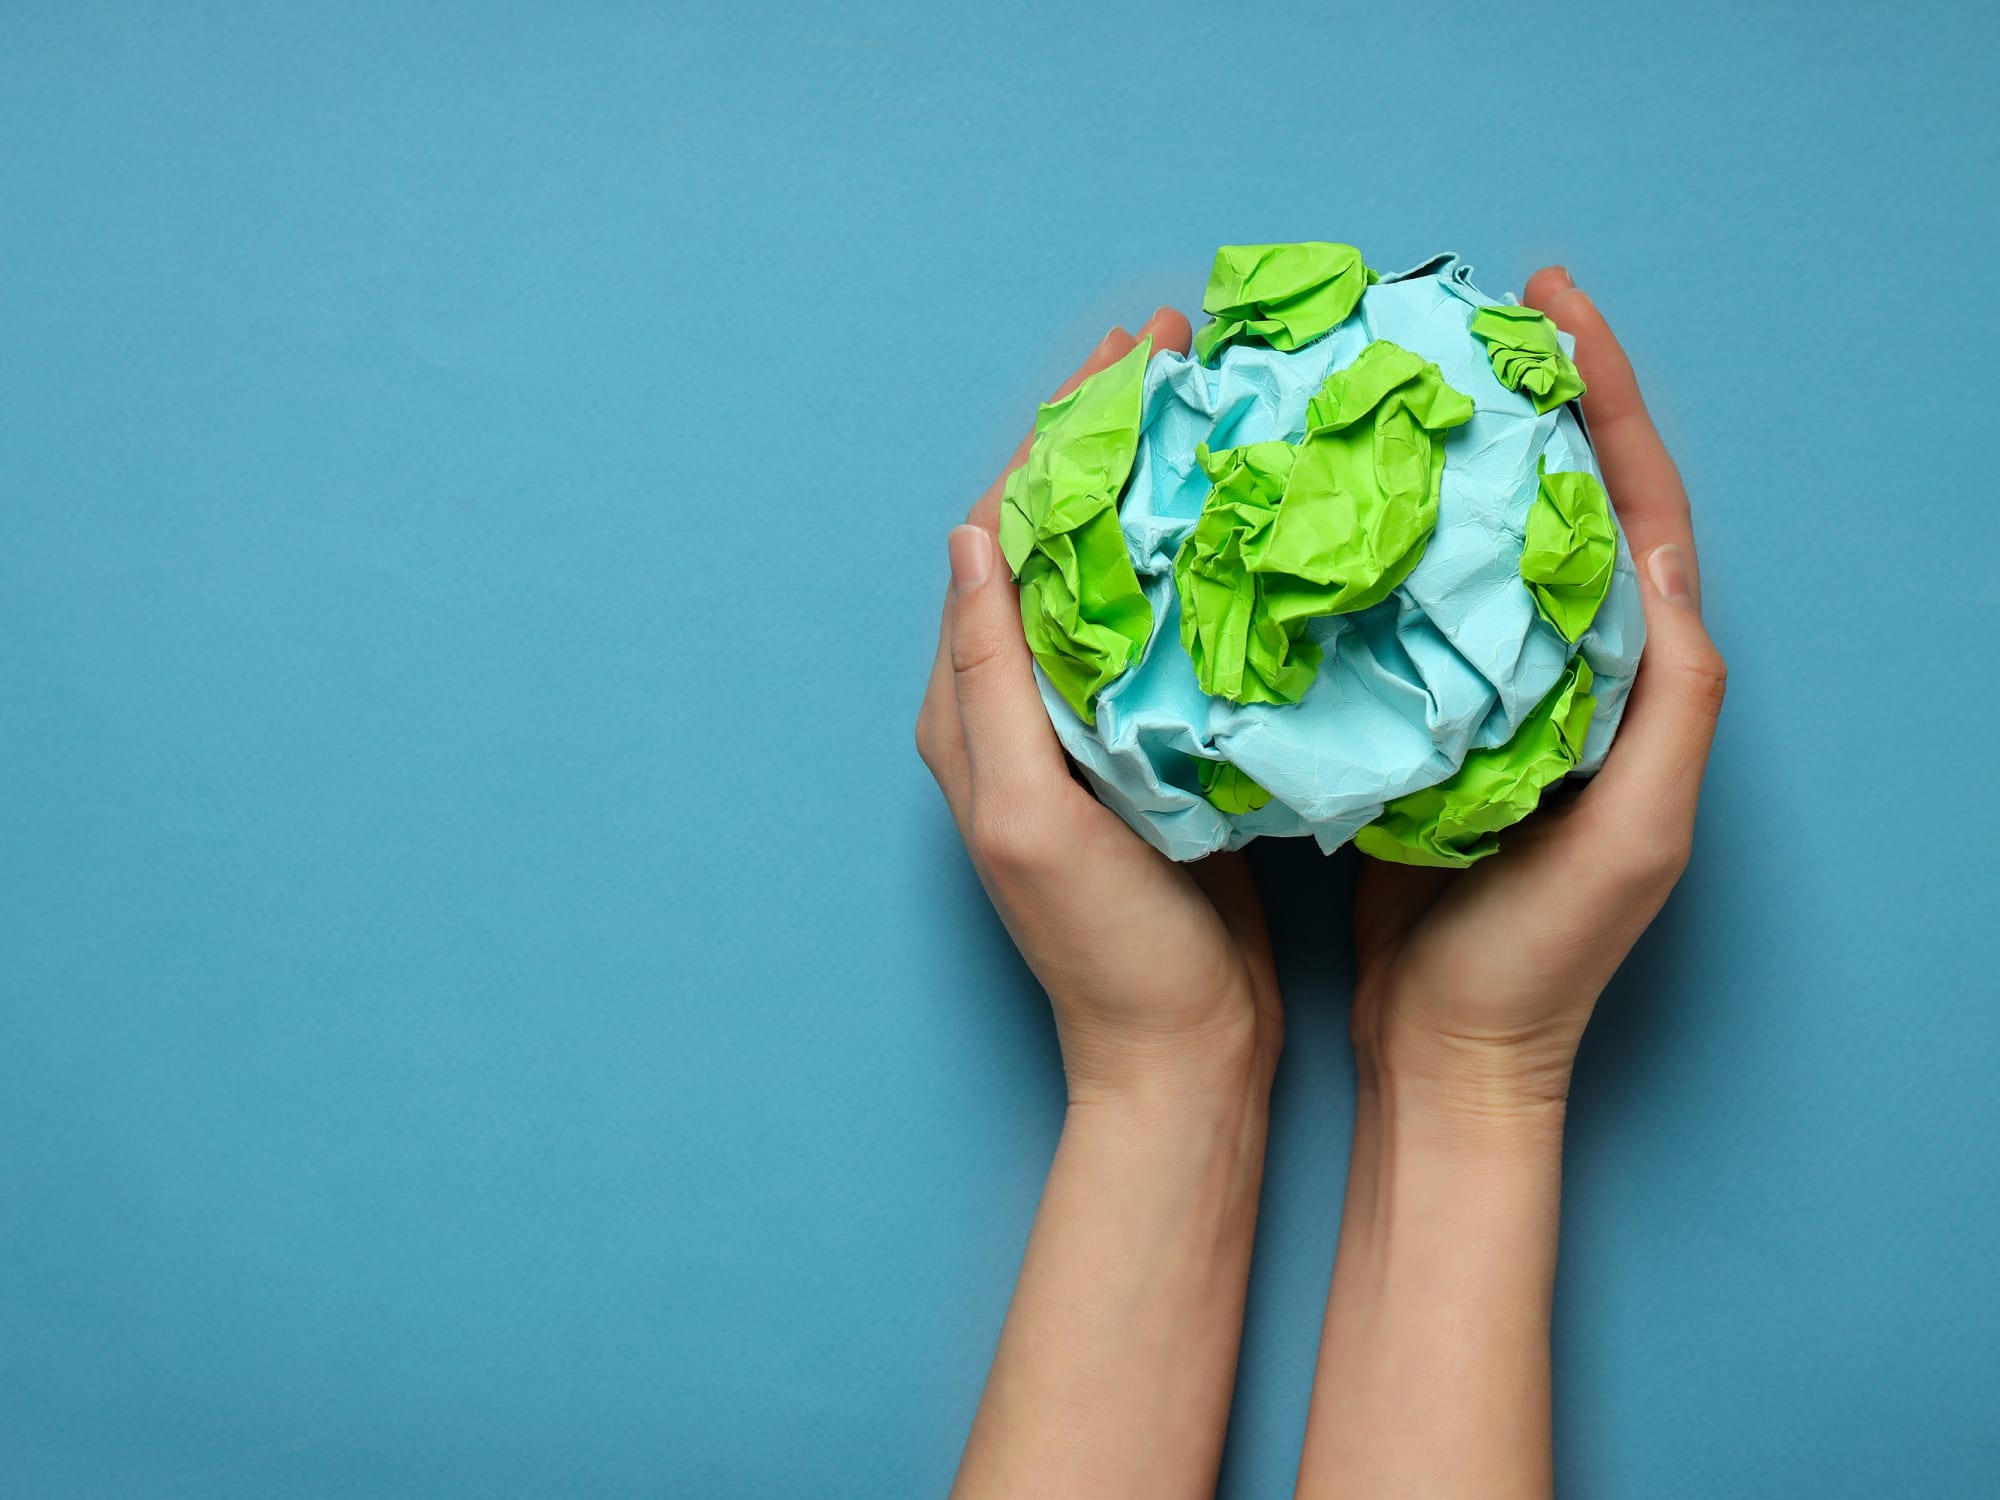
[998,243,1646,865]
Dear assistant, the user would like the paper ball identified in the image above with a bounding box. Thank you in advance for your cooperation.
[999,244,1646,865]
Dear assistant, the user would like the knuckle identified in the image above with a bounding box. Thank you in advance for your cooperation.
[914,698,965,785]
[1568,797,1692,895]
[970,802,1054,878]
[1612,817,1695,895]
[1638,831,1696,890]
[1675,642,1729,716]
[913,709,944,772]
[950,617,1015,682]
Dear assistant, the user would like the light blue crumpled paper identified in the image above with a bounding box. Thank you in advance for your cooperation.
[1031,255,1646,862]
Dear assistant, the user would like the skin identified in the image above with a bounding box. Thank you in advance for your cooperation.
[917,269,1725,1499]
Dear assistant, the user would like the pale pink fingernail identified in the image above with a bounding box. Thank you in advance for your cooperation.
[1647,543,1697,611]
[948,524,993,594]
[1546,265,1575,292]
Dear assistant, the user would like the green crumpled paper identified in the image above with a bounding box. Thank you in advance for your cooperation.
[1174,341,1475,704]
[1354,656,1597,868]
[1197,759,1273,815]
[1469,304,1586,414]
[1193,242,1377,364]
[999,339,1154,723]
[1520,462,1617,642]
[1173,439,1313,703]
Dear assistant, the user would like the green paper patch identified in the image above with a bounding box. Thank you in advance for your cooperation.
[999,340,1155,724]
[1520,463,1617,642]
[1174,341,1475,704]
[1197,759,1272,815]
[1354,656,1597,869]
[1469,304,1586,414]
[1193,242,1377,364]
[1173,440,1316,703]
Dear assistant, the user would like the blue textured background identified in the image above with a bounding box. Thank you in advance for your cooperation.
[3,3,1994,1495]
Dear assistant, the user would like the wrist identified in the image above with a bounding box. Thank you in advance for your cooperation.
[1058,1007,1278,1119]
[1341,1037,1569,1287]
[1354,1017,1573,1153]
[1057,1042,1273,1224]
[1350,968,1586,1134]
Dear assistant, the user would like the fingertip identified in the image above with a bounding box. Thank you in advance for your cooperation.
[1522,265,1574,310]
[1538,284,1598,335]
[1089,325,1135,363]
[948,522,996,596]
[1520,282,1649,436]
[1136,304,1194,356]
[1047,327,1139,403]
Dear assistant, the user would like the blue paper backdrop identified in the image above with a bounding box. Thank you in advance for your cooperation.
[3,3,1995,1495]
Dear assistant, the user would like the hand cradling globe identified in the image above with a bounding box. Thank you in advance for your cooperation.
[999,242,1646,865]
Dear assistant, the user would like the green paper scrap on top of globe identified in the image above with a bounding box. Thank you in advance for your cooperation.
[998,241,1645,867]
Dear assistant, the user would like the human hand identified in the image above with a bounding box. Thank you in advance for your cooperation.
[916,310,1282,1106]
[1349,267,1728,1115]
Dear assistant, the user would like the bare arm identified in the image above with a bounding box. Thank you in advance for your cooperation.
[954,1068,1271,1499]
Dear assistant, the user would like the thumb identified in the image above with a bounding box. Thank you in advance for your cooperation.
[1580,542,1728,864]
[946,524,1074,854]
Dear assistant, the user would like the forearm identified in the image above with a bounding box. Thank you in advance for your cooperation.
[1295,1063,1568,1500]
[952,1058,1271,1500]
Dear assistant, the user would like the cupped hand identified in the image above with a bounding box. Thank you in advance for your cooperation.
[916,311,1282,1104]
[1350,268,1728,1110]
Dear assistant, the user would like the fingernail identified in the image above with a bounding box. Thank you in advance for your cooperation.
[1647,543,1697,611]
[1093,326,1127,354]
[949,524,993,594]
[1547,265,1575,291]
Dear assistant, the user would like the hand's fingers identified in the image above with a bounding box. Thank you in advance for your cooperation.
[915,576,972,827]
[1518,270,1725,868]
[930,316,1186,837]
[1573,541,1727,871]
[928,317,1182,820]
[946,524,1077,857]
[966,319,1159,532]
[1522,269,1702,608]
[929,320,1152,802]
[965,308,1187,531]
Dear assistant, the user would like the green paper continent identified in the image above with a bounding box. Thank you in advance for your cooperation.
[1174,341,1475,704]
[1354,656,1598,869]
[1469,304,1586,414]
[1198,759,1273,815]
[1173,440,1315,703]
[1520,465,1617,642]
[998,339,1155,724]
[1193,242,1377,364]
